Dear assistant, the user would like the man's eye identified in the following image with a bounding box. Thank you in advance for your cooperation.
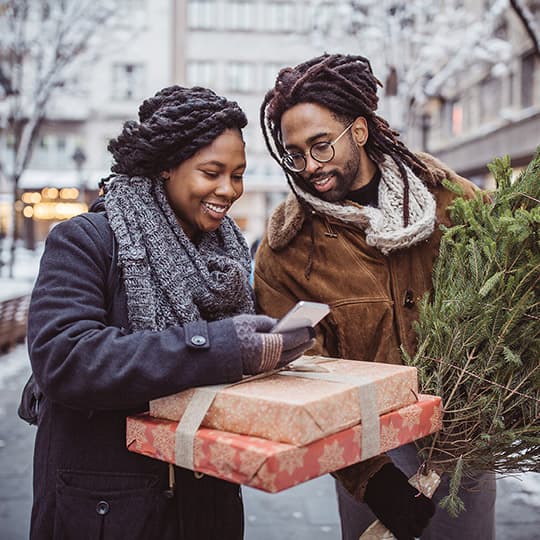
[233,174,244,181]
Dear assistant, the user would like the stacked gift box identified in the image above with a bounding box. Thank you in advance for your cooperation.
[127,357,442,492]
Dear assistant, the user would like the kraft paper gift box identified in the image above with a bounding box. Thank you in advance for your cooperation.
[127,394,442,493]
[149,357,419,447]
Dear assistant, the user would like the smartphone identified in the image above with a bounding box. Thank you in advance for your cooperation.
[271,301,330,333]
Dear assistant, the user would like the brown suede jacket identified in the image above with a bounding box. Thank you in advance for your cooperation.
[253,153,480,500]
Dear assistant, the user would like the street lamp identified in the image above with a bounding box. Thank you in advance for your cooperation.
[71,146,87,202]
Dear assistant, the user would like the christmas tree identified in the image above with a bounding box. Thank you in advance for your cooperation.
[407,150,540,516]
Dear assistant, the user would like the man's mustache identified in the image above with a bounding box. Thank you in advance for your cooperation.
[307,170,340,184]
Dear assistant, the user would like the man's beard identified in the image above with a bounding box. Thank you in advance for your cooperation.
[296,149,361,203]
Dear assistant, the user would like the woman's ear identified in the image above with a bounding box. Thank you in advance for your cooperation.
[161,171,170,181]
[352,117,369,147]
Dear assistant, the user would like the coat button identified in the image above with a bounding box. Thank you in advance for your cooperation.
[403,289,415,308]
[190,335,206,346]
[96,500,110,515]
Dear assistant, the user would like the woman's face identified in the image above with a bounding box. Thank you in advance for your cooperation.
[163,129,246,239]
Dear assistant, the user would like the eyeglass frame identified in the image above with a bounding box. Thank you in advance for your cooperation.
[280,121,355,173]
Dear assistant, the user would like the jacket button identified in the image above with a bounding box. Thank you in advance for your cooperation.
[194,472,205,479]
[96,500,110,515]
[191,335,206,346]
[404,290,415,308]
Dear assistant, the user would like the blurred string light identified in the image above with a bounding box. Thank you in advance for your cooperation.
[31,202,87,221]
[20,187,86,221]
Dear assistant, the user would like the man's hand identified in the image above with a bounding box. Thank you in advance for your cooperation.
[364,463,435,540]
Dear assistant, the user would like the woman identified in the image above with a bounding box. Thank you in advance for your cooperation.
[27,86,314,540]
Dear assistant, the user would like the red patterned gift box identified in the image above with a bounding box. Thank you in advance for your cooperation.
[127,394,441,493]
[149,358,419,446]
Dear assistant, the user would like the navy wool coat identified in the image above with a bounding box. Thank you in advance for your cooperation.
[27,207,246,540]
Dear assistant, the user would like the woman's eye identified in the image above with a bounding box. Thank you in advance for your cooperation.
[233,174,244,181]
[202,171,219,178]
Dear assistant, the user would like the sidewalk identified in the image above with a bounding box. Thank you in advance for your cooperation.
[1,343,539,539]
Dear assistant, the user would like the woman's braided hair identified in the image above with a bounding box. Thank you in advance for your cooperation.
[108,86,247,178]
[260,54,437,228]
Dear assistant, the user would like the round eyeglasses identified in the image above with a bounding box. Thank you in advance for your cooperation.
[281,121,354,173]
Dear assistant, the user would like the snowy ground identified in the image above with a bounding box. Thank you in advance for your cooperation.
[0,244,43,301]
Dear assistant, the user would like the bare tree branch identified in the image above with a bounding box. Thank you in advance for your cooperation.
[0,0,121,276]
[510,0,540,56]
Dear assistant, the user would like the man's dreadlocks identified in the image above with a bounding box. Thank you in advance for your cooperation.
[260,54,437,227]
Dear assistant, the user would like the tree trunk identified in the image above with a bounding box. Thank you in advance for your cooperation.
[8,171,20,279]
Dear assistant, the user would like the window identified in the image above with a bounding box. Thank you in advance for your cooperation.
[112,63,145,100]
[521,51,536,108]
[187,61,217,87]
[265,2,295,32]
[479,76,502,121]
[226,62,255,92]
[39,136,50,150]
[224,1,254,30]
[188,0,216,29]
[120,0,145,8]
[451,101,463,136]
[57,137,66,152]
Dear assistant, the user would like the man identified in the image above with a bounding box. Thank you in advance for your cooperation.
[254,54,496,540]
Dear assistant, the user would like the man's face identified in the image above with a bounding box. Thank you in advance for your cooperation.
[280,103,366,202]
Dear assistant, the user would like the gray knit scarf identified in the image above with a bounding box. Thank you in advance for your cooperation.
[292,155,437,254]
[104,175,255,332]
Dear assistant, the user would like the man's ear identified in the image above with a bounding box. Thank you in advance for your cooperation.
[352,117,369,147]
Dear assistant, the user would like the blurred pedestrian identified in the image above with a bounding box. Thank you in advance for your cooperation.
[255,54,495,540]
[26,85,314,540]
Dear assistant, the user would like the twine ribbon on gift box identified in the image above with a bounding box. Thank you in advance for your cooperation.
[174,356,382,472]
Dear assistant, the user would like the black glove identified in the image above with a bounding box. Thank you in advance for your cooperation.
[231,314,315,375]
[364,463,435,540]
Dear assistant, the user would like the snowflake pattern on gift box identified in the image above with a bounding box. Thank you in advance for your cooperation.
[127,419,149,448]
[318,440,346,473]
[430,404,442,433]
[192,437,206,467]
[380,420,401,450]
[255,465,278,492]
[278,447,309,475]
[152,424,175,462]
[236,446,269,478]
[398,403,422,431]
[209,441,238,472]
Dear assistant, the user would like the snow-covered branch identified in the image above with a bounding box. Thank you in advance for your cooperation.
[306,0,516,134]
[510,0,540,55]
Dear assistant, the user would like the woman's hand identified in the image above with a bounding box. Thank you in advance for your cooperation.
[231,314,315,375]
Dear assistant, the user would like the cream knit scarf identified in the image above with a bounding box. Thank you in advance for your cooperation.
[293,155,437,254]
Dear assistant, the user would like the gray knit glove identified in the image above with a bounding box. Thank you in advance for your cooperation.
[232,314,315,375]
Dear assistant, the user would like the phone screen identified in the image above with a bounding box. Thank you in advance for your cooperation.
[271,301,330,333]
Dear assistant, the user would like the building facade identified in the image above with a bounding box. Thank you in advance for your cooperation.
[424,1,540,187]
[2,0,538,248]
